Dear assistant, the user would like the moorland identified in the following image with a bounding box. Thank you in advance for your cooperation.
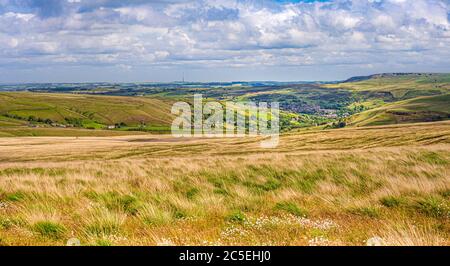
[0,73,448,246]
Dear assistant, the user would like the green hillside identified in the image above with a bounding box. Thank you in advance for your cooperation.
[0,92,176,134]
[348,94,450,126]
[326,73,450,100]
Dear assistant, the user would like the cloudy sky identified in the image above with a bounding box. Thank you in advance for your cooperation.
[0,0,449,82]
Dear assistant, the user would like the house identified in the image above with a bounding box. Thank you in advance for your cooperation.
[107,125,116,129]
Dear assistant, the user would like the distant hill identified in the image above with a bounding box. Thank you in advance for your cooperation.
[342,73,442,83]
[0,92,176,134]
[348,94,450,127]
[330,73,450,100]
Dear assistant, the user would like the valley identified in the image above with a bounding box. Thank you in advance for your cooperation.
[0,73,449,246]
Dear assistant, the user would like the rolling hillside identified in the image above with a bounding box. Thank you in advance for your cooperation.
[0,73,449,136]
[0,92,176,134]
[348,94,450,127]
[326,73,450,100]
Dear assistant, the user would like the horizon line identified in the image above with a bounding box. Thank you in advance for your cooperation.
[1,72,448,86]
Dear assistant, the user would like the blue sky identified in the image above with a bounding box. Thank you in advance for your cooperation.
[0,0,449,82]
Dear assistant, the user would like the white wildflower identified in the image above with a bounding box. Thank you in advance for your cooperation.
[308,236,333,246]
[0,202,8,210]
[156,237,175,246]
[366,236,385,246]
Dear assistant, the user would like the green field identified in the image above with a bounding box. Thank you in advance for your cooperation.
[0,92,175,135]
[348,94,450,127]
[326,73,450,100]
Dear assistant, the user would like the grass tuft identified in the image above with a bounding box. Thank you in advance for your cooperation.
[380,196,403,208]
[415,197,449,219]
[84,207,126,237]
[350,206,381,218]
[275,201,307,217]
[226,211,246,223]
[33,221,66,239]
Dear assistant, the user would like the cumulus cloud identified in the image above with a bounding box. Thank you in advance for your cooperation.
[0,0,449,81]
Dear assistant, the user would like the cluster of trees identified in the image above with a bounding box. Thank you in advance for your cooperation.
[4,112,131,130]
[64,117,83,127]
[5,113,54,125]
[115,122,128,128]
[329,120,347,129]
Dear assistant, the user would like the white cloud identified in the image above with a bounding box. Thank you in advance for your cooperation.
[0,0,449,81]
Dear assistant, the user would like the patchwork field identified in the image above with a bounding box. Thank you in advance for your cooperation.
[0,121,449,246]
[0,92,176,134]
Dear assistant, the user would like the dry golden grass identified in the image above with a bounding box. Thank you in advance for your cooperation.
[0,121,449,246]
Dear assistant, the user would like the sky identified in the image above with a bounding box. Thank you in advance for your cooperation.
[0,0,449,83]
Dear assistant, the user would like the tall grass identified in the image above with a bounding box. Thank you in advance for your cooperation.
[0,122,448,246]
